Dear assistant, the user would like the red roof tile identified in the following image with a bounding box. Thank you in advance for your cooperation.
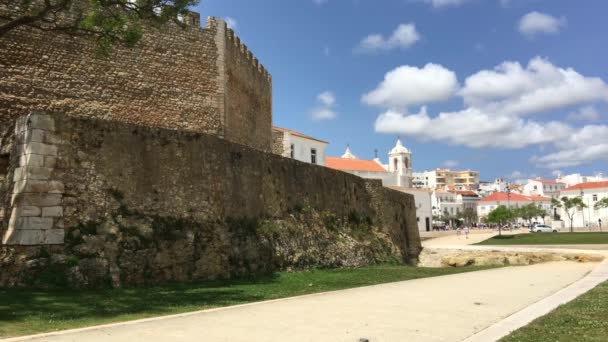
[453,190,478,196]
[480,192,551,203]
[326,157,387,172]
[563,181,608,192]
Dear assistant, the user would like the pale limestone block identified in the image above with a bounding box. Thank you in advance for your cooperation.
[19,154,44,167]
[17,206,42,217]
[44,156,57,168]
[45,229,65,244]
[2,229,45,245]
[13,167,53,181]
[12,193,62,207]
[24,142,58,156]
[28,114,55,131]
[13,180,64,194]
[14,116,28,134]
[16,217,53,230]
[42,206,63,217]
[18,129,46,144]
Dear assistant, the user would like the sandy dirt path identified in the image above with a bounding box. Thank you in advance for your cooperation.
[9,262,596,342]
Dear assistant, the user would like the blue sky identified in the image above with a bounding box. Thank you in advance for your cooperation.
[197,0,608,182]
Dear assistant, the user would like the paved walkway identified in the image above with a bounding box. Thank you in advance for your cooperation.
[6,262,596,342]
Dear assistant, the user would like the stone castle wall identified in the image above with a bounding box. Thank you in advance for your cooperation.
[0,113,421,287]
[0,5,272,152]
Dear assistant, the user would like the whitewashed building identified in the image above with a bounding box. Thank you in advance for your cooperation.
[325,140,412,187]
[272,126,328,166]
[556,173,607,187]
[523,178,566,199]
[432,190,463,217]
[389,187,433,232]
[558,181,608,229]
[477,192,552,222]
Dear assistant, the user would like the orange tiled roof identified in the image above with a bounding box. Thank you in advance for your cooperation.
[563,181,608,192]
[453,190,478,196]
[480,192,551,203]
[272,126,329,144]
[326,157,387,172]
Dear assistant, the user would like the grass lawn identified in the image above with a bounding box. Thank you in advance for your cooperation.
[0,264,496,338]
[476,232,608,246]
[501,280,608,342]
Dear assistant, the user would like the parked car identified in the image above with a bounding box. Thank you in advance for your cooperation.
[530,224,558,233]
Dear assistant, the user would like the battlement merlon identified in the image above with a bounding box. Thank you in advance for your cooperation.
[205,17,271,81]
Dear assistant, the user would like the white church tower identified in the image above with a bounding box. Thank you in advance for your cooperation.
[387,139,412,187]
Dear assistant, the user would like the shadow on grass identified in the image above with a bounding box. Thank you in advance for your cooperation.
[0,274,279,327]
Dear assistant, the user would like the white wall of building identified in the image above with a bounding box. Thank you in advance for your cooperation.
[559,187,608,229]
[477,200,551,222]
[556,173,607,187]
[523,179,565,198]
[413,170,437,189]
[392,188,433,232]
[283,134,327,166]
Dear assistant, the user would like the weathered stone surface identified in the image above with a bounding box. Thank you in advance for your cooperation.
[13,166,53,181]
[12,206,41,217]
[0,10,272,152]
[44,229,65,244]
[12,180,64,194]
[2,229,45,245]
[41,206,63,217]
[27,115,56,132]
[1,114,421,288]
[11,193,62,207]
[22,142,58,157]
[14,217,54,230]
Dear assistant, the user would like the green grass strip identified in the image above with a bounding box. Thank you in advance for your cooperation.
[501,280,608,342]
[1,264,495,337]
[476,232,608,246]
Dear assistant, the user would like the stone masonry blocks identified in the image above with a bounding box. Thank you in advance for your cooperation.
[2,113,64,246]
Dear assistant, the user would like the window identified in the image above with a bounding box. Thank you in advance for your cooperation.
[290,144,294,158]
[310,148,317,164]
[593,194,598,202]
[393,158,398,170]
[416,217,420,222]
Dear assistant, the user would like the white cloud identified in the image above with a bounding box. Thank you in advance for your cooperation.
[225,17,237,30]
[311,91,337,121]
[518,11,565,37]
[443,160,459,168]
[533,144,608,169]
[317,91,336,106]
[567,106,601,122]
[374,107,572,149]
[368,57,608,168]
[362,63,458,108]
[459,57,608,115]
[311,108,337,121]
[356,23,420,53]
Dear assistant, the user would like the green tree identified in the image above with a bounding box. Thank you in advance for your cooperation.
[0,0,199,52]
[551,198,562,220]
[560,196,587,232]
[487,205,512,237]
[461,207,478,225]
[595,197,608,210]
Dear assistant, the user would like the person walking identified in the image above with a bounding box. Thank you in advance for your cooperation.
[464,226,470,239]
